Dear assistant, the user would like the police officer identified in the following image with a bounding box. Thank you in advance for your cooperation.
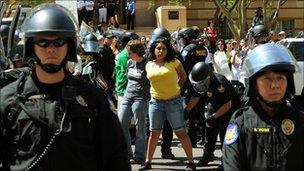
[0,24,10,70]
[0,4,130,171]
[99,31,117,106]
[178,27,208,74]
[9,44,28,68]
[0,44,30,88]
[0,25,9,51]
[222,43,304,170]
[80,33,108,89]
[178,27,209,147]
[0,45,29,89]
[250,24,269,45]
[185,62,240,167]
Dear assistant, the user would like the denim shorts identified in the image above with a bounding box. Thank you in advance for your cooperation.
[148,96,185,132]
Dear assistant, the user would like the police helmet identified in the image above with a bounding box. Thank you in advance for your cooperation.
[243,43,296,98]
[83,33,99,53]
[192,26,200,39]
[121,31,139,47]
[9,44,24,62]
[178,27,196,40]
[251,24,269,38]
[189,62,214,94]
[149,27,170,45]
[0,25,10,38]
[23,3,78,62]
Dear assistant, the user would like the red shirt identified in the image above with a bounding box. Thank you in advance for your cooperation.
[206,26,218,42]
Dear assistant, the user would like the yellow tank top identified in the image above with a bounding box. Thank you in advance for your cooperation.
[146,59,181,100]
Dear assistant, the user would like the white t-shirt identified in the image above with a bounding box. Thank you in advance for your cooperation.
[213,51,233,80]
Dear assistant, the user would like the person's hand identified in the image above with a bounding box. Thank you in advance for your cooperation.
[184,108,189,121]
[205,114,217,128]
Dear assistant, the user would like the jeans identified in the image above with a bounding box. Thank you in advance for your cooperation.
[149,96,185,131]
[118,98,148,161]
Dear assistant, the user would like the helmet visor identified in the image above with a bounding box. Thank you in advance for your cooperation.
[189,75,211,94]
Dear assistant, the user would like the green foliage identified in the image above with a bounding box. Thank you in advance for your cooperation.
[16,0,54,7]
[168,0,191,5]
[148,0,192,9]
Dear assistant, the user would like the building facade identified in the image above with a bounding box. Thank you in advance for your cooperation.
[133,0,304,37]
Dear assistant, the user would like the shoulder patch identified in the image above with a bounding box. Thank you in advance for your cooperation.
[224,123,239,145]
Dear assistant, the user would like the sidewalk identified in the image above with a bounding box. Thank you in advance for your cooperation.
[131,137,222,171]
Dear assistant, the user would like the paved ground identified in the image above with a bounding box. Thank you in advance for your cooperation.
[131,137,222,171]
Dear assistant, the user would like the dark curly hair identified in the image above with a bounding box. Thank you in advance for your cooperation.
[127,40,145,56]
[149,37,176,62]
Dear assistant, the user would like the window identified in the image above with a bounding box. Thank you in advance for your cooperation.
[280,20,294,37]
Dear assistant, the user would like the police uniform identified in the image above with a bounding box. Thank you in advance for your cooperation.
[222,102,304,170]
[99,44,115,89]
[181,42,208,75]
[181,41,208,146]
[0,72,131,171]
[0,67,31,88]
[190,73,239,160]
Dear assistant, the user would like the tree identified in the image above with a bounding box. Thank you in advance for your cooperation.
[212,0,287,40]
[149,0,286,40]
[148,0,192,9]
[4,0,54,17]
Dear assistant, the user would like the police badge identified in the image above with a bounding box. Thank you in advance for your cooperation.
[281,119,295,135]
[76,95,88,107]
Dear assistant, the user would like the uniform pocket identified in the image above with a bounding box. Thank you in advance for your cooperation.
[70,104,96,143]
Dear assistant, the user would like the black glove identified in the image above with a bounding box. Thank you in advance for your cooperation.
[184,109,190,121]
[205,114,217,127]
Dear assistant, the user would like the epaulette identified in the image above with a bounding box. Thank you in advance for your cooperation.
[233,106,250,119]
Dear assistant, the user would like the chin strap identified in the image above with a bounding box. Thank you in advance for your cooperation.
[40,64,64,73]
[34,56,67,73]
[256,94,286,109]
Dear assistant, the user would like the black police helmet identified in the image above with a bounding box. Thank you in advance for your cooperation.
[251,24,269,38]
[121,31,139,47]
[83,33,99,53]
[192,26,200,39]
[23,3,78,62]
[0,25,10,38]
[149,27,171,45]
[178,27,196,40]
[189,62,214,94]
[9,44,24,62]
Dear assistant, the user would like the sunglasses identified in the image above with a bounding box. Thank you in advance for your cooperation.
[34,38,67,48]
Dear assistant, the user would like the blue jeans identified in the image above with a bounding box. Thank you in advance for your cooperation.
[117,98,148,161]
[149,96,186,132]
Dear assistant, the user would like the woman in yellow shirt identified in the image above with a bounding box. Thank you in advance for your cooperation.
[140,38,196,170]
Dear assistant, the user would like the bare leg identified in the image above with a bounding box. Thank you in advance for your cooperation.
[175,129,194,163]
[145,130,161,162]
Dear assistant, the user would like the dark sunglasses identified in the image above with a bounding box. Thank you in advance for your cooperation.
[34,38,67,48]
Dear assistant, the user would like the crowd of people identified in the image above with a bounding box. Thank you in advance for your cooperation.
[0,2,304,171]
[77,0,135,31]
